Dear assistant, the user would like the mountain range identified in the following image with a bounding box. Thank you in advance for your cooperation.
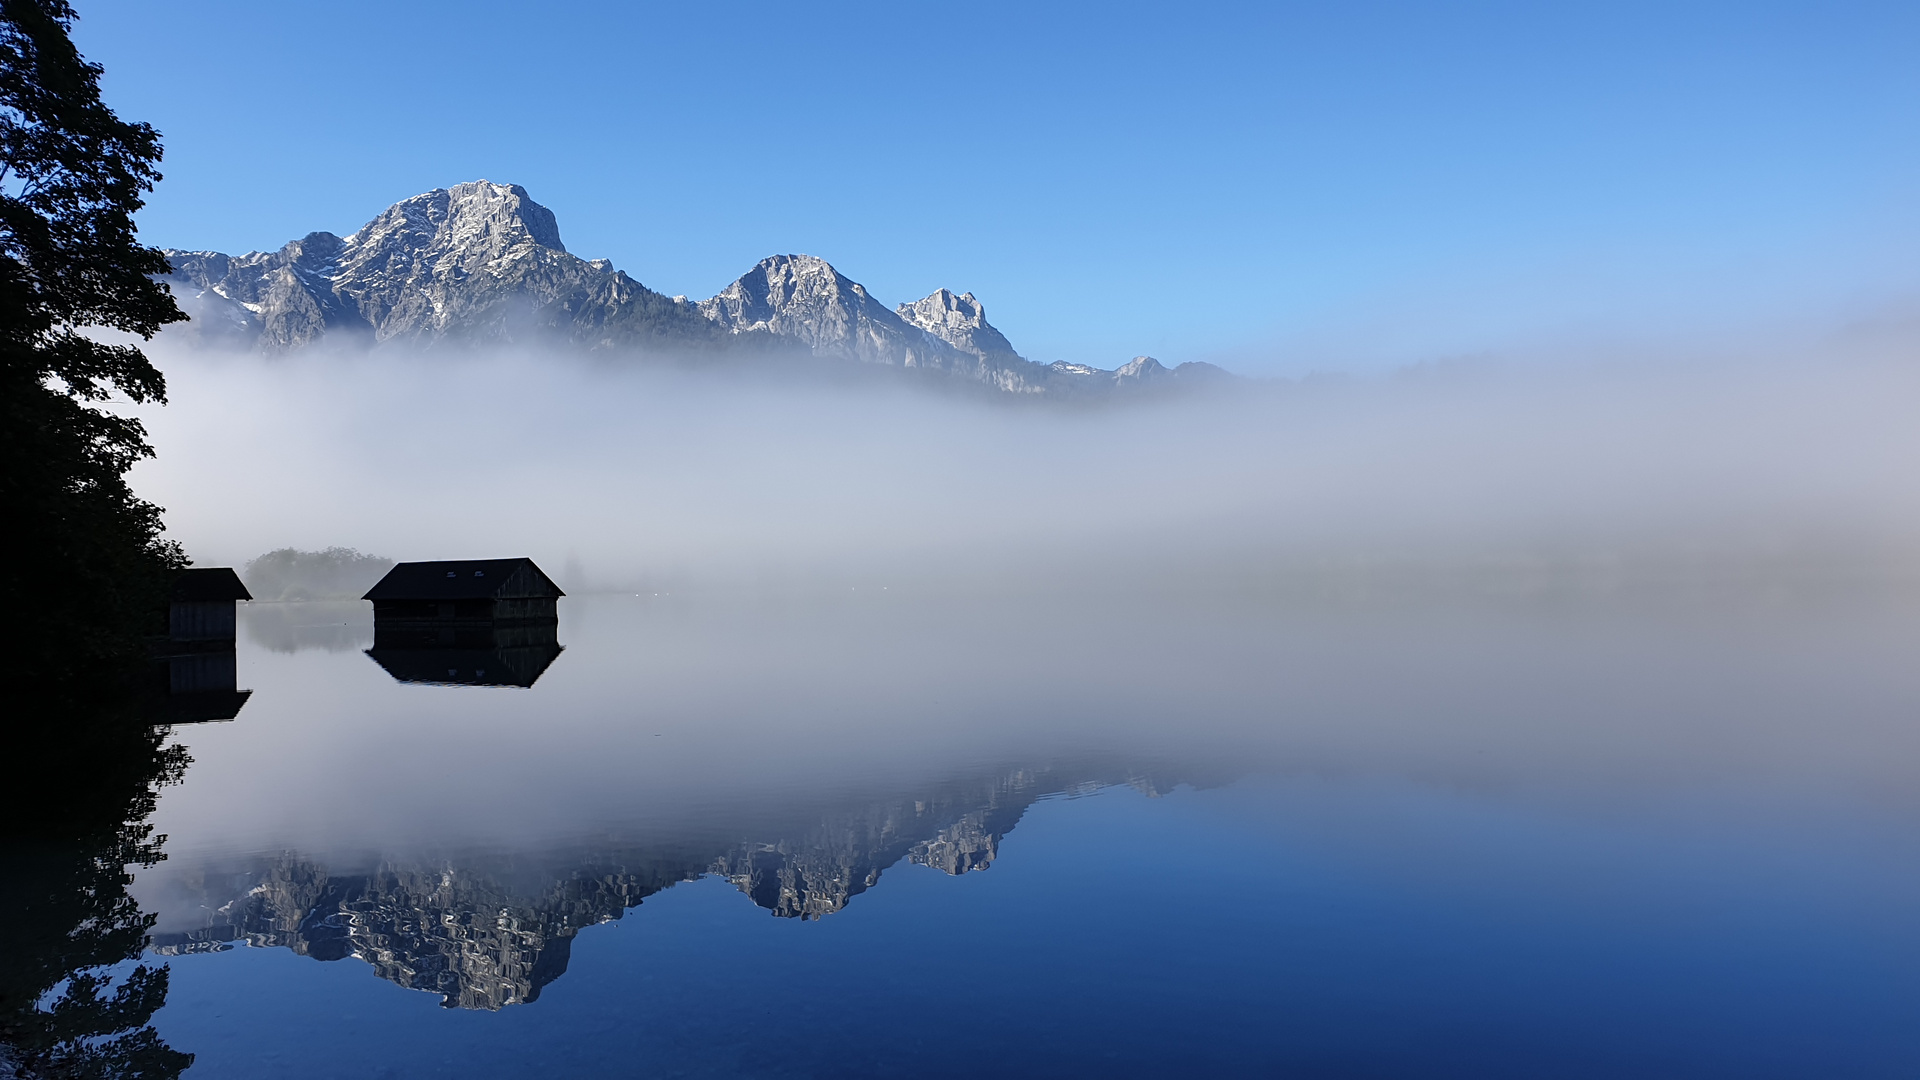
[159,180,1229,396]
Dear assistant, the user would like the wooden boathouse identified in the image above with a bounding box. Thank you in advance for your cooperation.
[169,567,252,641]
[362,558,566,685]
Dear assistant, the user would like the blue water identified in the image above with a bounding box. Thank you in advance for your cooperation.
[146,776,1920,1078]
[25,588,1920,1077]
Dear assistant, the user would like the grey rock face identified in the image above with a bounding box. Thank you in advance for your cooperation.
[159,179,1235,396]
[1115,355,1169,382]
[699,254,951,368]
[896,288,1020,364]
[162,180,726,353]
[698,255,1078,395]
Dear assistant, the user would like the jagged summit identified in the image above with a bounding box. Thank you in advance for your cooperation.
[164,179,721,350]
[347,179,564,256]
[699,254,961,370]
[340,180,567,282]
[159,180,1234,397]
[896,289,1020,364]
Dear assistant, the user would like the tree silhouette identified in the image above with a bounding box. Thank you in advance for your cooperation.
[1,0,186,687]
[0,685,194,1079]
[1,4,195,1073]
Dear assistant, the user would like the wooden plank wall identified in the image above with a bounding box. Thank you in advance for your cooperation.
[170,600,237,641]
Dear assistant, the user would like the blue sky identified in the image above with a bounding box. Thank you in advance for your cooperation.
[74,0,1920,373]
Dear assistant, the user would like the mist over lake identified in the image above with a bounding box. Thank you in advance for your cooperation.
[12,3,1920,1076]
[91,337,1920,1077]
[131,340,1920,591]
[124,540,1920,1077]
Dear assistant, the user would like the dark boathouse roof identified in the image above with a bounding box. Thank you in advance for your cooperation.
[363,558,565,602]
[173,567,252,602]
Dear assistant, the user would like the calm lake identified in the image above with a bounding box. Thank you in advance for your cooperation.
[28,577,1920,1077]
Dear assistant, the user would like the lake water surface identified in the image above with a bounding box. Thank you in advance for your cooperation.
[31,577,1920,1076]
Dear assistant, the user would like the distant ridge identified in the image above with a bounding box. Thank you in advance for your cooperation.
[160,180,1232,396]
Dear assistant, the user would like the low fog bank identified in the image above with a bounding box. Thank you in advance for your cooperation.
[127,341,1920,596]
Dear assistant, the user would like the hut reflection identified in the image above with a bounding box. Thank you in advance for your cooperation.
[361,558,565,688]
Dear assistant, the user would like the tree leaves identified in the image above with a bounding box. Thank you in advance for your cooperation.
[1,0,190,688]
[1,0,179,354]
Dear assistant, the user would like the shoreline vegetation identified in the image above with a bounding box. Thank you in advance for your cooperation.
[2,0,185,686]
[2,3,196,1076]
[241,546,393,602]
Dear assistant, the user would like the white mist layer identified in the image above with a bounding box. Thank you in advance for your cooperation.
[127,345,1920,593]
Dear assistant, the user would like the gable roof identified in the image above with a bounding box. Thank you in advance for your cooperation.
[362,558,565,601]
[173,567,253,602]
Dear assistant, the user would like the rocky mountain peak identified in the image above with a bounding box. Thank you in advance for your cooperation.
[283,230,345,264]
[345,179,565,256]
[333,180,570,302]
[896,288,1019,362]
[698,254,860,336]
[1114,356,1167,380]
[160,180,730,350]
[697,253,942,366]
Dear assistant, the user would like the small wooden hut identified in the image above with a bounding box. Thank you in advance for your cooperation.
[170,567,252,642]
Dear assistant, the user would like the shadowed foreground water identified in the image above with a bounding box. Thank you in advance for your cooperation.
[10,576,1920,1078]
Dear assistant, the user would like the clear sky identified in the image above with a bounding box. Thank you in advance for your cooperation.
[72,0,1920,374]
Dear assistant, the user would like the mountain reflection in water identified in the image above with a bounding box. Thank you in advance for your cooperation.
[143,763,1178,1010]
[10,574,1920,1078]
